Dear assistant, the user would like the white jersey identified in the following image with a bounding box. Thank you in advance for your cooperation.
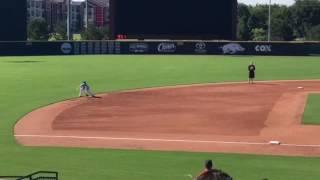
[79,82,94,97]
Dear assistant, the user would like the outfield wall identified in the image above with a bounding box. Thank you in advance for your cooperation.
[0,41,319,56]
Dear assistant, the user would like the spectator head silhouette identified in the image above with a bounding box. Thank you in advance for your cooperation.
[205,160,213,170]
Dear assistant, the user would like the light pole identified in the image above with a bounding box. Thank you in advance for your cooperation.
[67,0,71,40]
[85,0,88,29]
[267,0,271,41]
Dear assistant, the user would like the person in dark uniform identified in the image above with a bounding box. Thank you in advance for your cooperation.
[196,160,233,180]
[248,62,256,84]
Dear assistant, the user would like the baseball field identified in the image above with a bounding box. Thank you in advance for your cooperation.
[1,55,320,180]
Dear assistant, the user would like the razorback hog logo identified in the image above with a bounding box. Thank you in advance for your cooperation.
[220,43,245,54]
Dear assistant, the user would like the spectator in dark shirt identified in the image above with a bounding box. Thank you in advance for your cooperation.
[248,62,256,84]
[196,160,232,180]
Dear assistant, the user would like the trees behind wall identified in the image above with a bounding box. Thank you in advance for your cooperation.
[80,25,109,40]
[237,0,320,41]
[28,18,49,41]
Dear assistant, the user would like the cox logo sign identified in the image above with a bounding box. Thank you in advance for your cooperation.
[255,45,272,52]
[157,43,176,53]
[61,43,72,54]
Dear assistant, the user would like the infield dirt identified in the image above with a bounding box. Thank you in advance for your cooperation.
[15,80,320,156]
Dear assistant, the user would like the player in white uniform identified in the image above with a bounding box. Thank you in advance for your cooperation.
[79,81,95,97]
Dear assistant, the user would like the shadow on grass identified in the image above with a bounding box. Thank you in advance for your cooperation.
[4,60,44,63]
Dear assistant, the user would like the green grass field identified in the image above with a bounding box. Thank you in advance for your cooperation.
[303,94,320,125]
[1,55,320,180]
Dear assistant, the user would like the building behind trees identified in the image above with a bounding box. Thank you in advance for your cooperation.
[27,0,110,34]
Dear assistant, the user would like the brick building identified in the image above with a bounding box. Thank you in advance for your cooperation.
[87,0,109,27]
[27,0,46,20]
[27,0,109,33]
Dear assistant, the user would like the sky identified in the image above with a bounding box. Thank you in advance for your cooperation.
[73,0,295,6]
[238,0,295,5]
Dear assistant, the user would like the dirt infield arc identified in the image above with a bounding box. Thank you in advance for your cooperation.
[15,80,320,156]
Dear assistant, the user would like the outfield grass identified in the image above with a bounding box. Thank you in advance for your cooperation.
[1,55,320,180]
[303,94,320,125]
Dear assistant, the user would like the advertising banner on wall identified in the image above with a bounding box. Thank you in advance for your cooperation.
[0,41,319,56]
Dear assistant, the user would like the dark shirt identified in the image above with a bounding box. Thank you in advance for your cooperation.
[197,169,232,180]
[248,64,255,72]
